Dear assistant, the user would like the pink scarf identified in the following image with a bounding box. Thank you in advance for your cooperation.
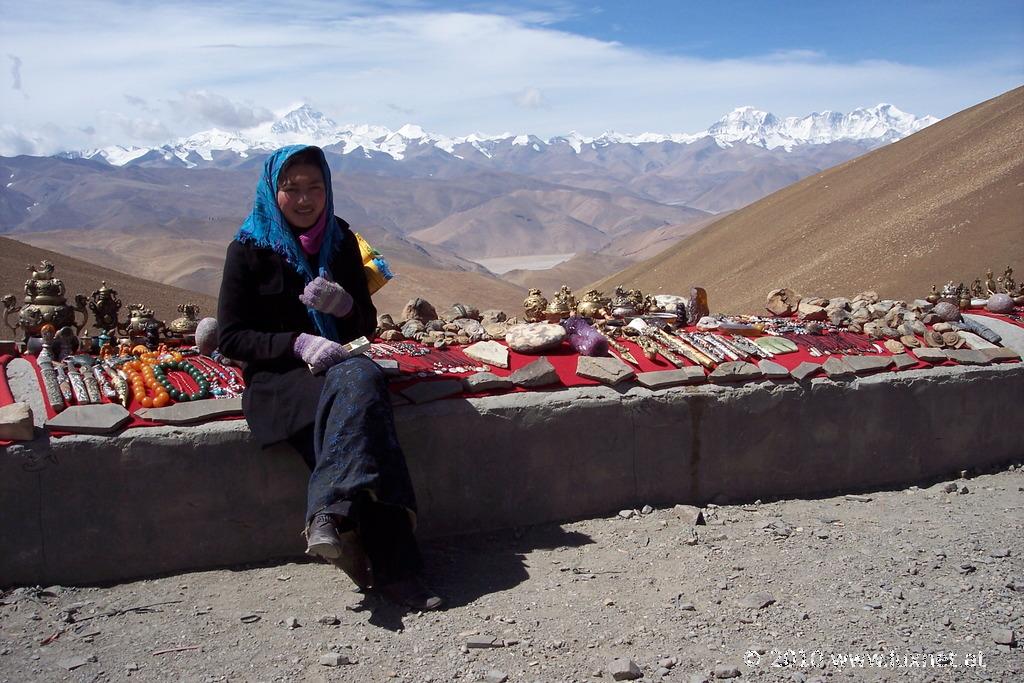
[297,210,328,255]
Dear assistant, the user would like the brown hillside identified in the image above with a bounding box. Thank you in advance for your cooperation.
[0,235,217,332]
[502,252,635,293]
[594,87,1024,314]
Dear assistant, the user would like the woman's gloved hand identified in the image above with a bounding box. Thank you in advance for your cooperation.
[293,333,349,374]
[299,276,354,318]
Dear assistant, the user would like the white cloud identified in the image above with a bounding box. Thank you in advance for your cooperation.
[0,1,1020,152]
[166,90,275,129]
[516,87,546,109]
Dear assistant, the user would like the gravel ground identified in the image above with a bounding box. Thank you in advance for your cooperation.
[2,468,1022,683]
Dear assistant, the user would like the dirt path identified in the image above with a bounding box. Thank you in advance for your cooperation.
[2,468,1022,682]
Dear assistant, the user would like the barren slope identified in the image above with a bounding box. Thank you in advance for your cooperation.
[595,87,1024,314]
[502,252,635,293]
[0,235,217,329]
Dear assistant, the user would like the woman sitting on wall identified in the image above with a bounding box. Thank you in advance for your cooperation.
[217,145,442,610]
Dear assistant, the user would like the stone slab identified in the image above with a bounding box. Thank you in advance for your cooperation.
[790,361,821,381]
[944,349,989,365]
[463,372,514,393]
[756,359,790,379]
[912,347,948,364]
[891,353,918,371]
[635,367,704,389]
[504,324,566,354]
[45,403,131,435]
[708,360,762,383]
[822,356,856,378]
[509,357,560,388]
[957,331,998,350]
[983,347,1021,362]
[844,355,894,375]
[964,314,1024,355]
[0,402,34,441]
[576,356,636,386]
[399,379,464,404]
[463,341,510,369]
[136,397,243,425]
[5,357,47,428]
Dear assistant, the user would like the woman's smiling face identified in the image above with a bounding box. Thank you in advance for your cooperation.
[276,163,326,230]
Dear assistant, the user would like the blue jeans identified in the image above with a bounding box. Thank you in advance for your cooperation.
[288,356,422,583]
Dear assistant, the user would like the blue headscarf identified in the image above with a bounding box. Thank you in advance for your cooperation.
[235,145,341,341]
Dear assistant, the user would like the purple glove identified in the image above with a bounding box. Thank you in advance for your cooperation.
[294,333,348,374]
[299,276,354,318]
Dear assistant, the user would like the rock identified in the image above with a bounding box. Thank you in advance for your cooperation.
[828,308,851,326]
[659,658,677,669]
[482,321,509,339]
[654,294,688,310]
[481,309,507,324]
[959,315,1003,344]
[708,361,763,383]
[400,379,463,404]
[319,653,351,666]
[851,290,879,305]
[990,548,1011,558]
[797,302,827,321]
[912,347,947,363]
[738,591,775,609]
[618,509,635,519]
[576,355,636,385]
[884,339,906,354]
[932,301,961,322]
[401,298,437,322]
[845,494,872,502]
[45,403,131,435]
[891,354,918,370]
[607,657,642,681]
[991,629,1016,646]
[377,313,398,331]
[400,319,425,339]
[318,614,340,625]
[790,362,821,381]
[713,665,741,679]
[136,396,243,425]
[463,372,513,393]
[0,402,34,441]
[509,357,560,388]
[986,293,1015,313]
[911,299,934,312]
[756,359,789,379]
[483,671,509,683]
[821,356,855,379]
[505,323,567,353]
[285,616,300,629]
[62,655,95,670]
[464,340,510,369]
[766,288,801,316]
[641,504,654,515]
[850,307,872,324]
[673,504,706,525]
[440,303,480,322]
[944,349,989,365]
[844,356,893,375]
[379,329,404,342]
[466,635,502,648]
[687,287,709,325]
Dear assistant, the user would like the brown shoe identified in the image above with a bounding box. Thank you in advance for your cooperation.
[379,576,444,611]
[304,513,342,560]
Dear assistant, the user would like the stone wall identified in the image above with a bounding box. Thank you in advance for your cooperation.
[2,362,1022,586]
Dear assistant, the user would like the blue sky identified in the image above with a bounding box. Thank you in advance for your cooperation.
[1,0,1021,154]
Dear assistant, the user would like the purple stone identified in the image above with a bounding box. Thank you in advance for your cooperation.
[561,317,609,357]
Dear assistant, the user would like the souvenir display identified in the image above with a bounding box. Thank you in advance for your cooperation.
[87,281,122,334]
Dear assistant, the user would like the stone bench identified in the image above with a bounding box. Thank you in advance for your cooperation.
[2,361,1023,586]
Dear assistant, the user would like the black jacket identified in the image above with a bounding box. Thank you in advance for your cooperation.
[217,219,377,446]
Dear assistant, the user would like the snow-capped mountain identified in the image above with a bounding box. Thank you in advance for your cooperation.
[67,103,937,167]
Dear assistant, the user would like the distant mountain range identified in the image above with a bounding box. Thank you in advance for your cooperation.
[62,103,938,168]
[1,101,944,317]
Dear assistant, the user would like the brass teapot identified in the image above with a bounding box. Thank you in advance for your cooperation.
[168,302,201,337]
[119,303,166,341]
[576,289,610,319]
[2,260,88,342]
[87,280,123,333]
[544,284,577,322]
